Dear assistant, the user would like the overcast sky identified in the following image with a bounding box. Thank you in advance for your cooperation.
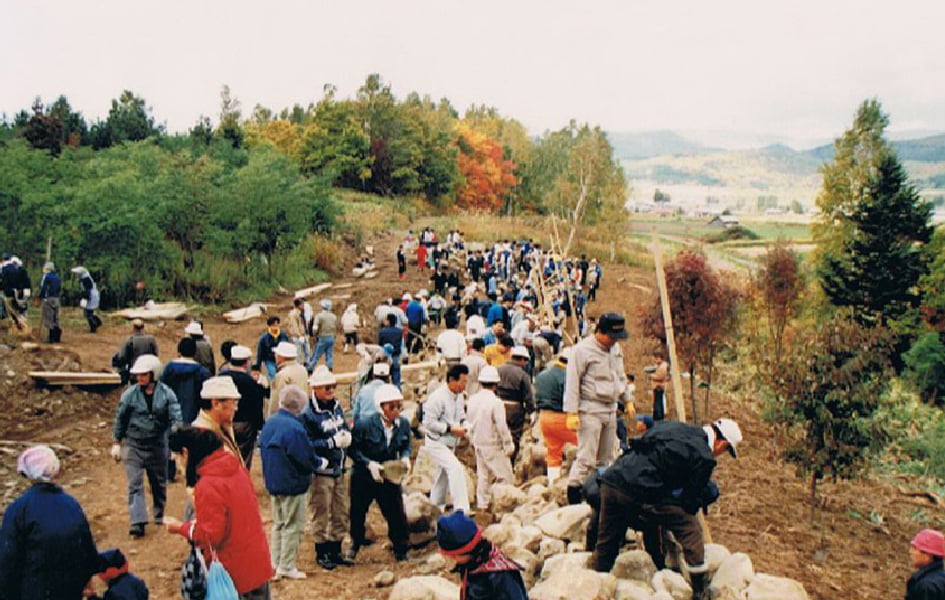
[3,0,944,149]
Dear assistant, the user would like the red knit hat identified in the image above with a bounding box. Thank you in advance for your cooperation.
[911,529,945,557]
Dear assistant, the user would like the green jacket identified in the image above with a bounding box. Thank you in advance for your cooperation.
[535,363,567,412]
[113,381,182,444]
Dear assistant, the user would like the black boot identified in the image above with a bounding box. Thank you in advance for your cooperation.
[690,572,709,600]
[331,541,354,567]
[567,485,583,505]
[315,543,336,570]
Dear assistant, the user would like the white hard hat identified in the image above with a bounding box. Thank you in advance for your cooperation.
[274,341,298,359]
[230,345,252,360]
[374,383,404,411]
[478,365,501,384]
[511,345,530,359]
[714,418,743,458]
[308,365,337,387]
[200,376,241,399]
[184,321,203,335]
[129,354,161,377]
[372,362,391,377]
[320,298,333,310]
[402,293,412,301]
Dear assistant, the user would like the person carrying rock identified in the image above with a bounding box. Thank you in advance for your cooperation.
[111,354,182,538]
[347,383,412,563]
[590,418,742,600]
[421,364,471,514]
[436,511,527,600]
[301,366,353,570]
[906,529,945,600]
[564,312,631,505]
[465,365,515,510]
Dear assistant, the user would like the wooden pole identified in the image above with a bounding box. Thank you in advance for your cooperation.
[650,229,686,423]
[45,237,52,263]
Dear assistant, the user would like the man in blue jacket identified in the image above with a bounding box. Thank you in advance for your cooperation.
[347,383,412,562]
[405,294,427,355]
[300,366,353,570]
[260,384,328,580]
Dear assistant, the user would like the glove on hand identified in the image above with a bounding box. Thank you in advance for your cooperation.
[332,430,352,449]
[565,413,580,431]
[401,456,411,472]
[110,443,121,462]
[368,461,384,483]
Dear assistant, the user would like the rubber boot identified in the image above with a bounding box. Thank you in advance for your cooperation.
[331,541,354,567]
[315,543,336,570]
[567,485,583,505]
[547,466,561,483]
[690,572,709,600]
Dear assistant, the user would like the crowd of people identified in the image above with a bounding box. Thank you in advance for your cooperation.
[1,227,941,600]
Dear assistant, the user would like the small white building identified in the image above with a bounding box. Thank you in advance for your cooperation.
[708,214,740,229]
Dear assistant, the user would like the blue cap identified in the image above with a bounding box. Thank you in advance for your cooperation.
[636,415,655,429]
[437,511,480,554]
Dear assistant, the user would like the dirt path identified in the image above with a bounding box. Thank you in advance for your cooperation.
[0,225,920,600]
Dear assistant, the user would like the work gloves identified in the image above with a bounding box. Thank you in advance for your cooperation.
[331,430,352,449]
[565,413,580,431]
[368,461,384,483]
[109,443,121,462]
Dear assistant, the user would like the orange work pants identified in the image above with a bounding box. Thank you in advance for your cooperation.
[539,410,578,468]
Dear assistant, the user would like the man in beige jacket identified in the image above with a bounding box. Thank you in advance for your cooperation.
[270,341,308,416]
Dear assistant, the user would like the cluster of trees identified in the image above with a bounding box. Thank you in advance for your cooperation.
[0,75,629,306]
[639,100,944,520]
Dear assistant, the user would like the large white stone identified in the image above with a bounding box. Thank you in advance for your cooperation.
[745,573,809,600]
[703,543,731,574]
[535,503,592,541]
[616,579,653,600]
[709,552,754,598]
[492,483,528,513]
[403,492,440,533]
[484,522,519,548]
[506,547,540,587]
[388,576,460,600]
[612,550,657,583]
[516,525,544,553]
[529,568,617,600]
[538,537,566,561]
[539,551,591,580]
[652,570,691,600]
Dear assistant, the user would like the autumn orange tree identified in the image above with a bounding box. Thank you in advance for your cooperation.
[454,122,517,211]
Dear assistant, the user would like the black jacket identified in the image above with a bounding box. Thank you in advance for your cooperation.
[98,573,149,600]
[601,421,717,514]
[906,560,945,600]
[222,369,266,431]
[350,413,411,466]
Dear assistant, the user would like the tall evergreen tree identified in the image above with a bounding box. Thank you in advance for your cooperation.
[814,99,933,327]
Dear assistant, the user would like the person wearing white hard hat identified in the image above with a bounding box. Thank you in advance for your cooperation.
[184,320,215,374]
[347,383,411,563]
[307,298,338,371]
[351,362,391,427]
[496,345,535,462]
[465,366,514,509]
[192,376,244,463]
[112,354,182,538]
[590,418,741,600]
[535,347,577,483]
[300,366,352,570]
[269,341,307,417]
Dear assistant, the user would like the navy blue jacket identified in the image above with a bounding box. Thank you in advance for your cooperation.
[160,359,210,424]
[0,483,100,600]
[601,421,717,514]
[98,573,149,600]
[378,325,404,356]
[906,560,945,600]
[260,409,326,495]
[300,398,349,477]
[38,272,61,299]
[255,330,289,370]
[350,413,411,467]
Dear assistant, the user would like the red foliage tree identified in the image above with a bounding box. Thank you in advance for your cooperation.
[640,249,741,421]
[455,123,517,211]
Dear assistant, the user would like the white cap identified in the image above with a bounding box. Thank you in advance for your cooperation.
[402,293,412,301]
[320,298,333,310]
[274,341,298,358]
[374,383,404,411]
[308,365,337,387]
[478,365,501,383]
[372,362,391,376]
[200,376,241,399]
[230,345,252,360]
[129,354,161,376]
[184,321,203,335]
[417,289,429,298]
[511,345,530,359]
[714,418,743,458]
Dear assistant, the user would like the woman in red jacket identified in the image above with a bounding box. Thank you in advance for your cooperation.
[165,427,272,598]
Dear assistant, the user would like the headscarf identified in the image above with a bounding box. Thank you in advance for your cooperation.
[71,266,90,279]
[17,445,61,482]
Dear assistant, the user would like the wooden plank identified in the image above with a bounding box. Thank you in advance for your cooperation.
[114,302,192,321]
[294,283,332,298]
[223,303,269,324]
[332,360,442,384]
[650,229,687,424]
[29,371,122,385]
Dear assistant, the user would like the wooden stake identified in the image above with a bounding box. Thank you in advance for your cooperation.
[650,230,686,423]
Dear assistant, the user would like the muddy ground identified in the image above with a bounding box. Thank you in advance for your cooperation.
[0,227,927,599]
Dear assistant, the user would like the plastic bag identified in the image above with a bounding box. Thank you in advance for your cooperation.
[180,541,207,600]
[206,559,239,600]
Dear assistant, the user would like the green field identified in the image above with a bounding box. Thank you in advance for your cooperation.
[628,217,811,243]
